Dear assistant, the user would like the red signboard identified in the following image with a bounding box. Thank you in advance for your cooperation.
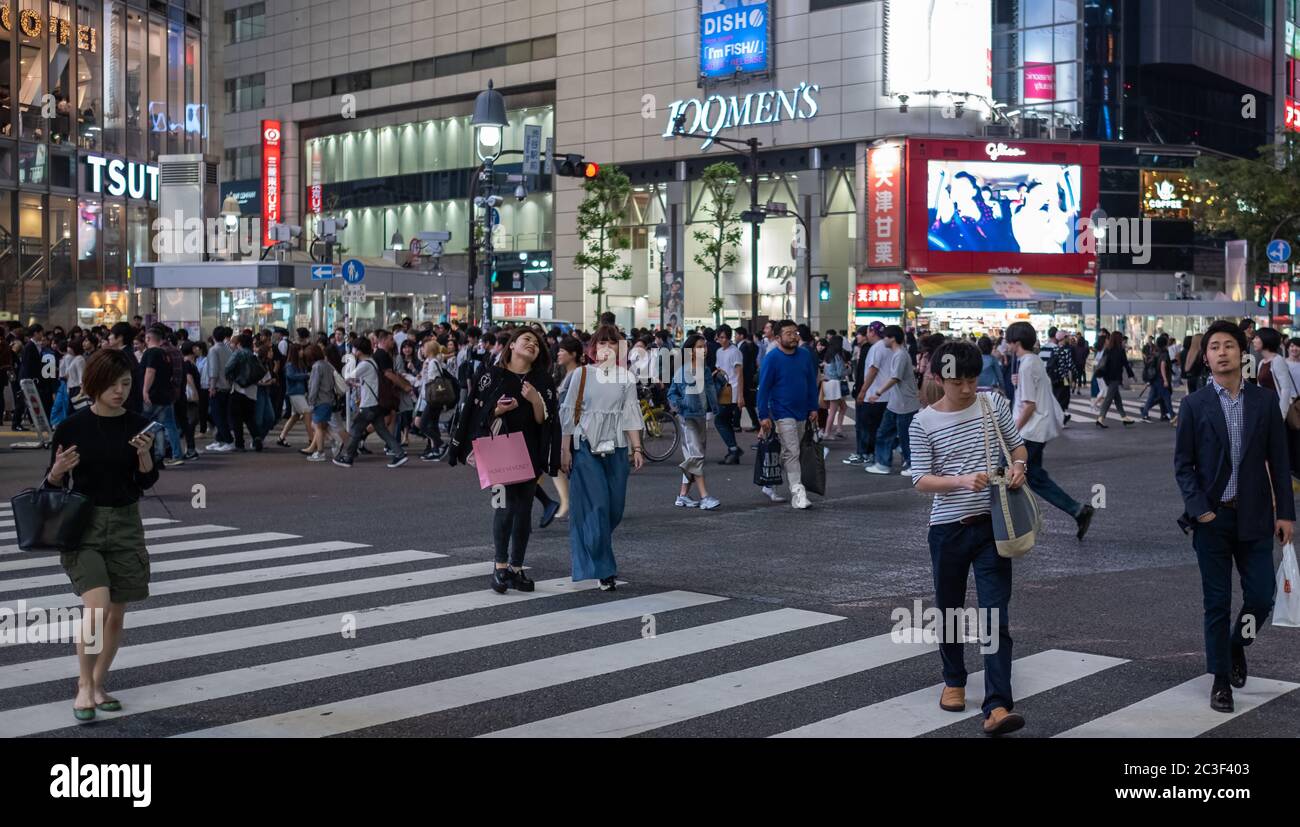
[1024,62,1055,101]
[867,145,903,269]
[855,283,901,310]
[905,138,1100,277]
[308,184,322,215]
[261,120,282,247]
[1286,97,1300,134]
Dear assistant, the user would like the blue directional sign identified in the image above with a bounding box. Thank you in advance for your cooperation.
[311,264,335,280]
[490,207,501,227]
[342,259,366,284]
[1267,239,1292,263]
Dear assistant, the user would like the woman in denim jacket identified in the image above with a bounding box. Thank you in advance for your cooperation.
[667,334,721,510]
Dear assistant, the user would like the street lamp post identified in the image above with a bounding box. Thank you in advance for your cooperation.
[1090,206,1108,341]
[220,195,241,261]
[470,79,509,327]
[654,222,669,329]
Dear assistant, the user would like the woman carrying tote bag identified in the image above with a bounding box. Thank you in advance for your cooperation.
[559,325,646,591]
[449,328,560,594]
[43,348,160,722]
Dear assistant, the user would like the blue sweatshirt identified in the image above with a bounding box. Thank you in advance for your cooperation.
[757,345,818,422]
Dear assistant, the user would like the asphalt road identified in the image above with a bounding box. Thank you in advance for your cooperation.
[1,387,1297,739]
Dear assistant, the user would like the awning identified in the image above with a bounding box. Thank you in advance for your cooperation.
[913,274,1095,307]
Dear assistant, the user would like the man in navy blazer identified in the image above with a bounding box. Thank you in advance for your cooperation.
[1174,320,1294,713]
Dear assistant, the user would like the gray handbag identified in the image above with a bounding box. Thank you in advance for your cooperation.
[978,394,1041,558]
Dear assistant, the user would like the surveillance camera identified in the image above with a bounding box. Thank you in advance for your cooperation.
[515,184,527,202]
[486,195,503,207]
[673,111,688,134]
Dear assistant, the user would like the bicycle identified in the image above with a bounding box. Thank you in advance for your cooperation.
[637,384,679,463]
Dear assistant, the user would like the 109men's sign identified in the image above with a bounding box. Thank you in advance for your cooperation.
[663,82,821,149]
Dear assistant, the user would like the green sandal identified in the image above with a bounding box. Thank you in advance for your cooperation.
[73,706,96,722]
[96,698,122,712]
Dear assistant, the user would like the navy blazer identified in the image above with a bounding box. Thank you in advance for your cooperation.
[1174,381,1296,539]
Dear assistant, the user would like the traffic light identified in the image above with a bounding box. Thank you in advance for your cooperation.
[818,279,831,302]
[1257,283,1269,308]
[556,154,599,178]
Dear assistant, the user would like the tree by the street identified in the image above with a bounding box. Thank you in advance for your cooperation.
[692,161,744,327]
[1187,138,1300,281]
[574,165,633,326]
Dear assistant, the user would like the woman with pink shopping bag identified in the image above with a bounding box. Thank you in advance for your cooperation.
[449,328,560,594]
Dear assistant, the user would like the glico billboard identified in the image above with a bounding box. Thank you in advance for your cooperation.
[906,138,1100,278]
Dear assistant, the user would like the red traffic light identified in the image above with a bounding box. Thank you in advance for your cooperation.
[582,162,600,178]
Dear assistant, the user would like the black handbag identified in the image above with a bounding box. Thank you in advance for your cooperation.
[753,434,784,487]
[799,421,827,496]
[10,478,94,552]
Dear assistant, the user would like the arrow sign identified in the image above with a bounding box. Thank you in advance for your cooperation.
[342,259,366,284]
[311,264,335,280]
[1267,239,1292,263]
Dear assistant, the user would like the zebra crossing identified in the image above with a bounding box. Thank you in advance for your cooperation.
[1064,387,1184,424]
[0,502,1296,738]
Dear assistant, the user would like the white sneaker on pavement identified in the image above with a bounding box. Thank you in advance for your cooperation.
[865,463,892,474]
[210,442,234,453]
[761,486,786,503]
[790,484,811,510]
[307,451,327,462]
[675,495,700,508]
[699,496,721,510]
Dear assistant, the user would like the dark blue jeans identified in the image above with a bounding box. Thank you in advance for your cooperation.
[855,400,885,458]
[715,402,741,453]
[1024,440,1081,517]
[209,389,233,444]
[929,517,1015,716]
[874,409,913,468]
[1141,376,1173,419]
[1192,506,1276,677]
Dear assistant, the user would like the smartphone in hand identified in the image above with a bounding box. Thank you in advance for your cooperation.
[135,421,165,440]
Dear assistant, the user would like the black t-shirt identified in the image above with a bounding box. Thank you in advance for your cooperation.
[122,348,144,413]
[474,366,557,477]
[183,360,200,399]
[372,348,394,374]
[140,346,174,405]
[739,340,758,386]
[45,407,161,507]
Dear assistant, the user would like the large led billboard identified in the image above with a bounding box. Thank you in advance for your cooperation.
[907,139,1099,277]
[699,0,771,82]
[885,0,991,101]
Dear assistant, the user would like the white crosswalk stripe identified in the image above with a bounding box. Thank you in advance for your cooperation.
[0,517,178,545]
[0,526,240,572]
[1,515,1293,740]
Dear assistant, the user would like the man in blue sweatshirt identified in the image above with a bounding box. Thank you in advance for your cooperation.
[757,319,820,509]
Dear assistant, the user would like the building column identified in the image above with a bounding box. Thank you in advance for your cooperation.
[796,168,823,330]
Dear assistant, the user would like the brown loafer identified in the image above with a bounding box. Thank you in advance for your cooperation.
[940,686,966,712]
[982,707,1025,736]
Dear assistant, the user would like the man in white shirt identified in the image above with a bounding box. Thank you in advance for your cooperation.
[713,324,744,464]
[1007,322,1095,539]
[849,322,892,466]
[865,325,919,474]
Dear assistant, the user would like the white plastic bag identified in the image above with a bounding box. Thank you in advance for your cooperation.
[1274,543,1300,628]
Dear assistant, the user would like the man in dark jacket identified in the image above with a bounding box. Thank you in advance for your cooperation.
[1174,319,1295,713]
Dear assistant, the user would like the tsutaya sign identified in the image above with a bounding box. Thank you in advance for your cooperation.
[85,156,159,201]
[663,82,821,149]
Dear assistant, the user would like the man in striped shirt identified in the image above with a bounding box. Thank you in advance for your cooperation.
[909,340,1029,736]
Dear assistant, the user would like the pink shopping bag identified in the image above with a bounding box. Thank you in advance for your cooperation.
[470,431,536,489]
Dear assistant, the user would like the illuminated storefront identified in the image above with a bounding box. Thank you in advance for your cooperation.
[0,0,208,327]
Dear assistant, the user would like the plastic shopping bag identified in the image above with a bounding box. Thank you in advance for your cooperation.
[753,434,783,487]
[49,381,70,428]
[1273,543,1300,628]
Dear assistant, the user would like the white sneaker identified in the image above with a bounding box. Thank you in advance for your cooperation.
[699,496,721,510]
[675,495,699,508]
[210,442,235,453]
[307,451,328,462]
[761,486,787,503]
[898,464,911,475]
[865,463,892,474]
[790,485,811,510]
[204,441,225,452]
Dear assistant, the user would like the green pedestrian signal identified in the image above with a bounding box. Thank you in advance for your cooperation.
[818,279,831,302]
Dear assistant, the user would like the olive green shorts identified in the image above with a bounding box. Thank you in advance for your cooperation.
[59,503,151,604]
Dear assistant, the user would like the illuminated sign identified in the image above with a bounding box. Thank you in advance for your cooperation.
[308,185,323,215]
[1287,97,1300,134]
[663,82,820,149]
[867,145,903,269]
[149,102,209,138]
[885,0,992,103]
[493,295,540,318]
[261,120,282,248]
[1289,20,1298,59]
[1140,170,1192,219]
[85,156,159,201]
[699,0,771,81]
[855,283,902,310]
[1024,62,1055,102]
[0,8,97,51]
[985,142,1027,160]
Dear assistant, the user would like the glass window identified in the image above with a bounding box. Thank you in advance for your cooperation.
[50,195,76,284]
[531,36,555,60]
[224,72,264,113]
[126,202,149,273]
[17,193,44,310]
[102,1,123,154]
[50,1,73,145]
[167,21,181,153]
[49,148,74,187]
[103,199,122,283]
[504,41,531,64]
[435,51,470,75]
[17,0,46,141]
[0,191,13,290]
[148,16,164,158]
[471,45,506,70]
[18,142,45,184]
[225,2,264,44]
[374,63,411,87]
[413,57,435,81]
[77,197,101,282]
[0,144,13,178]
[311,78,330,98]
[185,30,200,153]
[77,0,104,151]
[126,8,144,157]
[0,2,11,138]
[292,81,310,102]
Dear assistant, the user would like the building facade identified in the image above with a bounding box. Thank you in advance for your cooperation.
[0,0,212,328]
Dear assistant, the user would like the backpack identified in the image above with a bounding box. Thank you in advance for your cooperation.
[1141,351,1158,383]
[1044,347,1072,385]
[227,350,266,387]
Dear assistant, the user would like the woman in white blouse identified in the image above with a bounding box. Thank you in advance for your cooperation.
[559,325,645,591]
[62,338,88,398]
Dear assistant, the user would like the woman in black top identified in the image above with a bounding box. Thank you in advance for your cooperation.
[1095,330,1137,428]
[449,328,561,594]
[44,348,160,721]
